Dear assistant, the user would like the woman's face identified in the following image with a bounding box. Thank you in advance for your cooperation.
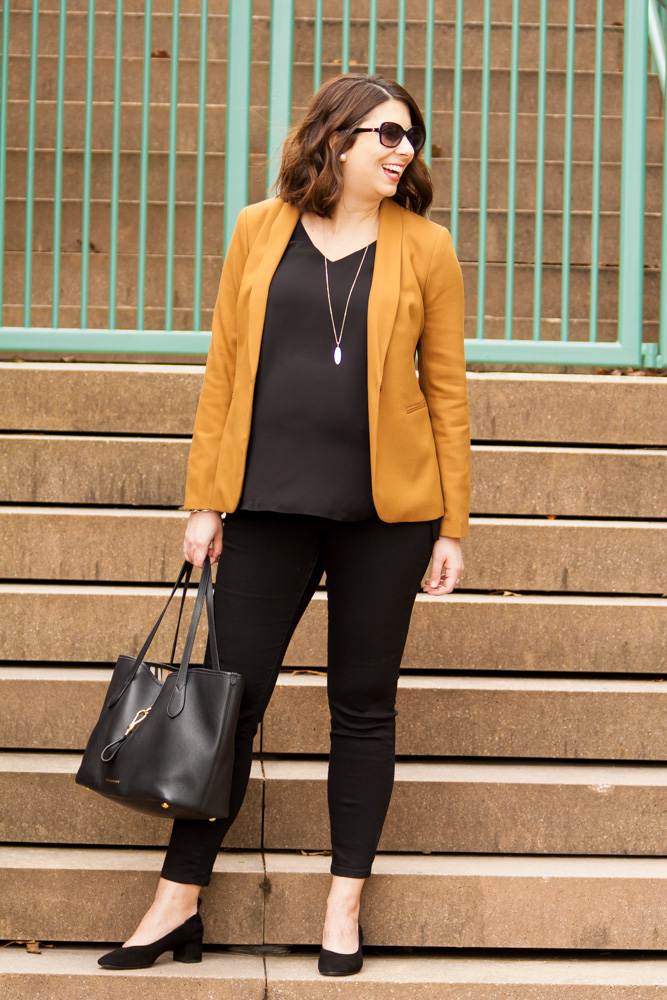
[340,98,417,202]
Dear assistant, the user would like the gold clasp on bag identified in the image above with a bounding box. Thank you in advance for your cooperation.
[124,707,152,736]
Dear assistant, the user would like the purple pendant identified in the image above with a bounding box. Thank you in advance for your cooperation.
[333,345,342,365]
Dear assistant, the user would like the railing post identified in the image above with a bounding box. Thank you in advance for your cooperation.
[0,0,8,328]
[224,0,253,255]
[649,0,666,81]
[266,0,295,197]
[618,0,647,365]
[649,0,667,368]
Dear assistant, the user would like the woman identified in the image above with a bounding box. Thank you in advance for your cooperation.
[98,72,470,977]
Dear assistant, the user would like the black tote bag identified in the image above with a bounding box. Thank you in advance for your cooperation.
[75,559,244,820]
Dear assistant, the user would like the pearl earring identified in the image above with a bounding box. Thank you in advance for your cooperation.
[339,153,346,161]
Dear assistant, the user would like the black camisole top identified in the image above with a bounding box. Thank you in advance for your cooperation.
[237,216,378,520]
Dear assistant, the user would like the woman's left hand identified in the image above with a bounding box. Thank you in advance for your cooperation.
[422,535,464,596]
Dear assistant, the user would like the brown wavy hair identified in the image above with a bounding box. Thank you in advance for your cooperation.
[270,73,433,217]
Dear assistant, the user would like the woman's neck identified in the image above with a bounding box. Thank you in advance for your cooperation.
[320,197,382,237]
[299,203,380,261]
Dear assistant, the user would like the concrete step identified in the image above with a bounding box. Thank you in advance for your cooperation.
[0,847,265,945]
[262,0,629,18]
[0,665,263,752]
[6,12,628,69]
[3,199,661,268]
[3,508,666,593]
[1,587,664,673]
[0,755,262,849]
[3,435,665,517]
[0,256,660,324]
[4,847,667,948]
[3,947,667,1000]
[3,367,665,446]
[4,105,661,164]
[262,674,667,760]
[4,753,667,855]
[9,0,629,21]
[5,150,661,211]
[2,668,666,760]
[2,306,658,351]
[6,948,667,1000]
[463,317,660,345]
[0,947,266,1000]
[2,184,657,251]
[5,62,656,123]
[261,759,667,855]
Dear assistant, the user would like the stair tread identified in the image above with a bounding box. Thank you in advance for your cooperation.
[5,751,667,787]
[1,584,664,607]
[5,845,667,877]
[268,954,667,986]
[262,758,667,786]
[0,945,265,978]
[0,845,264,872]
[3,945,667,987]
[2,664,665,692]
[5,509,667,528]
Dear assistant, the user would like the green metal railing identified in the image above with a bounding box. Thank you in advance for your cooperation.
[0,0,664,366]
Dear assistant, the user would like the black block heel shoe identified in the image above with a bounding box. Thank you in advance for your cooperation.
[97,898,204,970]
[318,923,363,977]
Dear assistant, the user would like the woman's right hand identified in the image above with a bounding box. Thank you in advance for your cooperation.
[183,511,224,567]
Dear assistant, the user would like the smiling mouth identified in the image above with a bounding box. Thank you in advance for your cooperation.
[382,165,402,180]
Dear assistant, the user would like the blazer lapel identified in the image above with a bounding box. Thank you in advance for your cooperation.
[245,195,403,389]
[367,196,402,392]
[246,198,300,378]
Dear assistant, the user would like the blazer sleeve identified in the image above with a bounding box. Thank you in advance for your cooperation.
[183,206,250,510]
[417,226,471,538]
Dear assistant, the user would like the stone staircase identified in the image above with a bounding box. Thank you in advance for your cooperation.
[2,0,667,995]
[1,363,666,997]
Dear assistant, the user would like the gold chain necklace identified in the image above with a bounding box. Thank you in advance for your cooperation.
[322,219,374,366]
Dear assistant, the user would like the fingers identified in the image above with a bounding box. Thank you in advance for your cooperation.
[426,547,445,590]
[423,571,457,595]
[183,544,207,569]
[436,561,459,595]
[208,533,224,565]
[422,546,464,596]
[183,517,224,568]
[185,542,222,567]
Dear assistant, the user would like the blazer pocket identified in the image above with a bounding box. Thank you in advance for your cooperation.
[405,397,428,413]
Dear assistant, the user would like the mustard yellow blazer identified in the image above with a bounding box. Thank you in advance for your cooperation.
[184,194,471,538]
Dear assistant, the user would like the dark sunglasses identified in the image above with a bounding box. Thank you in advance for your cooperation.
[351,121,426,153]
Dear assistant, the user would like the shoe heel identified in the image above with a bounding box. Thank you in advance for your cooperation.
[173,938,203,963]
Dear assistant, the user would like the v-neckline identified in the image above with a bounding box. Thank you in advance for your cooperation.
[296,217,377,263]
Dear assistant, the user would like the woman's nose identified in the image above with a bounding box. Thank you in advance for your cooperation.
[396,133,416,157]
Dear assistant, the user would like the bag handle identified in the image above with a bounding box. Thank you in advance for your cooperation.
[165,561,219,671]
[108,559,219,708]
[169,569,192,667]
[167,559,219,717]
[100,561,221,761]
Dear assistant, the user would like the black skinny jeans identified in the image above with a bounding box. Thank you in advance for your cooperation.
[160,508,437,885]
